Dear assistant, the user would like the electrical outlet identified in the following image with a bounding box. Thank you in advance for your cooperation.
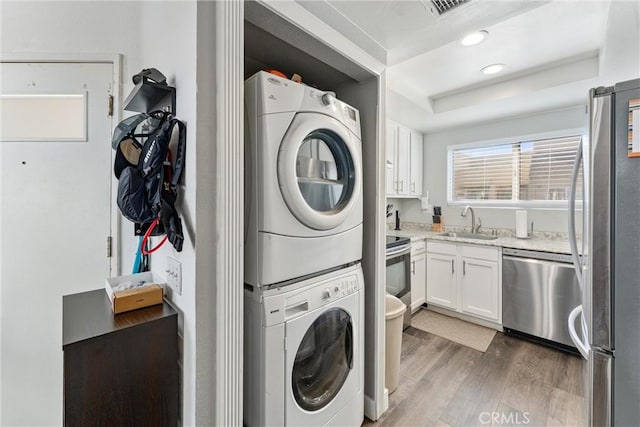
[166,257,182,295]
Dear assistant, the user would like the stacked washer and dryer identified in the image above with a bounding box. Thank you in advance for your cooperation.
[243,71,365,426]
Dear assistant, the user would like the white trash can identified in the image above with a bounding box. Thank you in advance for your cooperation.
[385,294,407,394]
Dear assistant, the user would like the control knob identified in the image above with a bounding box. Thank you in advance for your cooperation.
[321,92,335,106]
[322,288,332,300]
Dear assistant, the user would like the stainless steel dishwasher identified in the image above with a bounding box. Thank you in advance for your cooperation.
[502,247,581,349]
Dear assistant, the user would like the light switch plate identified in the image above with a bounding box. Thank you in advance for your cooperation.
[166,257,182,295]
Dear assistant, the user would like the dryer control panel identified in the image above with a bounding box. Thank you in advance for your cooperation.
[246,71,361,140]
[301,88,361,140]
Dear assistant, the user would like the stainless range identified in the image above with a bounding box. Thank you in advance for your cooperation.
[386,236,411,330]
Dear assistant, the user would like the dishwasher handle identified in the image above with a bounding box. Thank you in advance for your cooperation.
[502,255,574,268]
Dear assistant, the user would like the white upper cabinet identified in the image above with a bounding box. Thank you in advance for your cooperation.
[396,125,411,195]
[385,122,396,195]
[386,120,423,198]
[409,130,423,196]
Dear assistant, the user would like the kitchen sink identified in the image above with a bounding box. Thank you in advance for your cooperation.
[439,232,498,241]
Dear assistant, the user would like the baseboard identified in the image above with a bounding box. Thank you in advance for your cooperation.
[364,390,389,422]
[411,298,425,314]
[364,394,376,421]
[383,388,389,413]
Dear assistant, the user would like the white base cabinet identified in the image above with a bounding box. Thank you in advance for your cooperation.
[460,257,499,320]
[426,240,502,325]
[410,239,426,312]
[426,251,457,310]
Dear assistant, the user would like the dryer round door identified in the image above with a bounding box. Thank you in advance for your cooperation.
[278,113,361,231]
[291,308,354,412]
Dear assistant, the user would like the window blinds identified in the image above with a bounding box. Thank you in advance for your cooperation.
[448,134,583,205]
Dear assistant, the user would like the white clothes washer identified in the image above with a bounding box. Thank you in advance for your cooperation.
[244,263,364,427]
[244,71,363,287]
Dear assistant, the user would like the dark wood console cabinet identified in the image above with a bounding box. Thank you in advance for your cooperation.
[63,289,178,426]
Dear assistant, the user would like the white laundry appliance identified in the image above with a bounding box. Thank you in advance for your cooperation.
[244,263,364,426]
[244,71,363,287]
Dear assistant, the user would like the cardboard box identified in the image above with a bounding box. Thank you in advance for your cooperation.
[105,272,165,314]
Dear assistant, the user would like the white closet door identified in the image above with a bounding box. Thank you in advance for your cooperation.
[1,62,113,426]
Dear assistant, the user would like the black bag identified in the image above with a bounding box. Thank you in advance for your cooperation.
[113,111,186,252]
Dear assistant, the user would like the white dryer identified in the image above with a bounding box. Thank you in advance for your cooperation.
[244,263,364,427]
[244,71,363,287]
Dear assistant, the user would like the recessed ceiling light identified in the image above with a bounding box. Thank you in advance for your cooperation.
[459,30,488,47]
[481,63,505,75]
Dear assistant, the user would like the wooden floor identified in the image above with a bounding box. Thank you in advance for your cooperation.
[365,325,584,427]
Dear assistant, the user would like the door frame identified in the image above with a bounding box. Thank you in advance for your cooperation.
[1,53,123,277]
[248,1,386,420]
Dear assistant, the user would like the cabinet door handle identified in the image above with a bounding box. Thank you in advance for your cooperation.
[393,181,398,191]
[411,182,415,193]
[411,260,415,274]
[400,180,404,192]
[451,259,454,274]
[463,260,466,275]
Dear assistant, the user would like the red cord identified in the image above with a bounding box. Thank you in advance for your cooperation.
[141,218,168,255]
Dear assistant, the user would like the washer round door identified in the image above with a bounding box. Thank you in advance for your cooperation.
[278,113,361,231]
[291,308,354,412]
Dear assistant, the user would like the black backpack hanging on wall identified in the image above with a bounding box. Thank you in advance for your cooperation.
[112,111,187,252]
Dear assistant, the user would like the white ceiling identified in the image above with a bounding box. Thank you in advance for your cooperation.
[304,0,639,133]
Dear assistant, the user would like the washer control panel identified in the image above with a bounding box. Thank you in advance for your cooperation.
[260,266,363,326]
[321,278,359,301]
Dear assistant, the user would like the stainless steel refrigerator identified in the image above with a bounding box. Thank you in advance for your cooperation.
[568,78,640,426]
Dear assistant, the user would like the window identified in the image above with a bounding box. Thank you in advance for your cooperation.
[447,131,584,208]
[0,94,86,141]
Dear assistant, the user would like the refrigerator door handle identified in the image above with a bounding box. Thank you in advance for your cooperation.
[568,305,590,359]
[568,139,583,287]
[589,90,613,349]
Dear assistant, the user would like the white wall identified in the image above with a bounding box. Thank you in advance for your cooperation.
[0,2,142,425]
[337,76,386,417]
[390,0,639,235]
[599,0,640,85]
[386,88,432,133]
[391,105,588,233]
[0,2,205,425]
[136,2,200,425]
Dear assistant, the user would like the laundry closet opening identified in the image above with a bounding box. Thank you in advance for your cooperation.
[243,1,385,424]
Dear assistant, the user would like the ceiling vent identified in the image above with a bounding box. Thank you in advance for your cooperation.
[420,0,470,18]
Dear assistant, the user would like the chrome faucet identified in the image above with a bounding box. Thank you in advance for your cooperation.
[461,205,481,233]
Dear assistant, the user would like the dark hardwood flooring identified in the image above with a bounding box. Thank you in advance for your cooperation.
[365,326,584,427]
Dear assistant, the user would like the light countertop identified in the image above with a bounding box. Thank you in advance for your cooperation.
[387,228,573,254]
